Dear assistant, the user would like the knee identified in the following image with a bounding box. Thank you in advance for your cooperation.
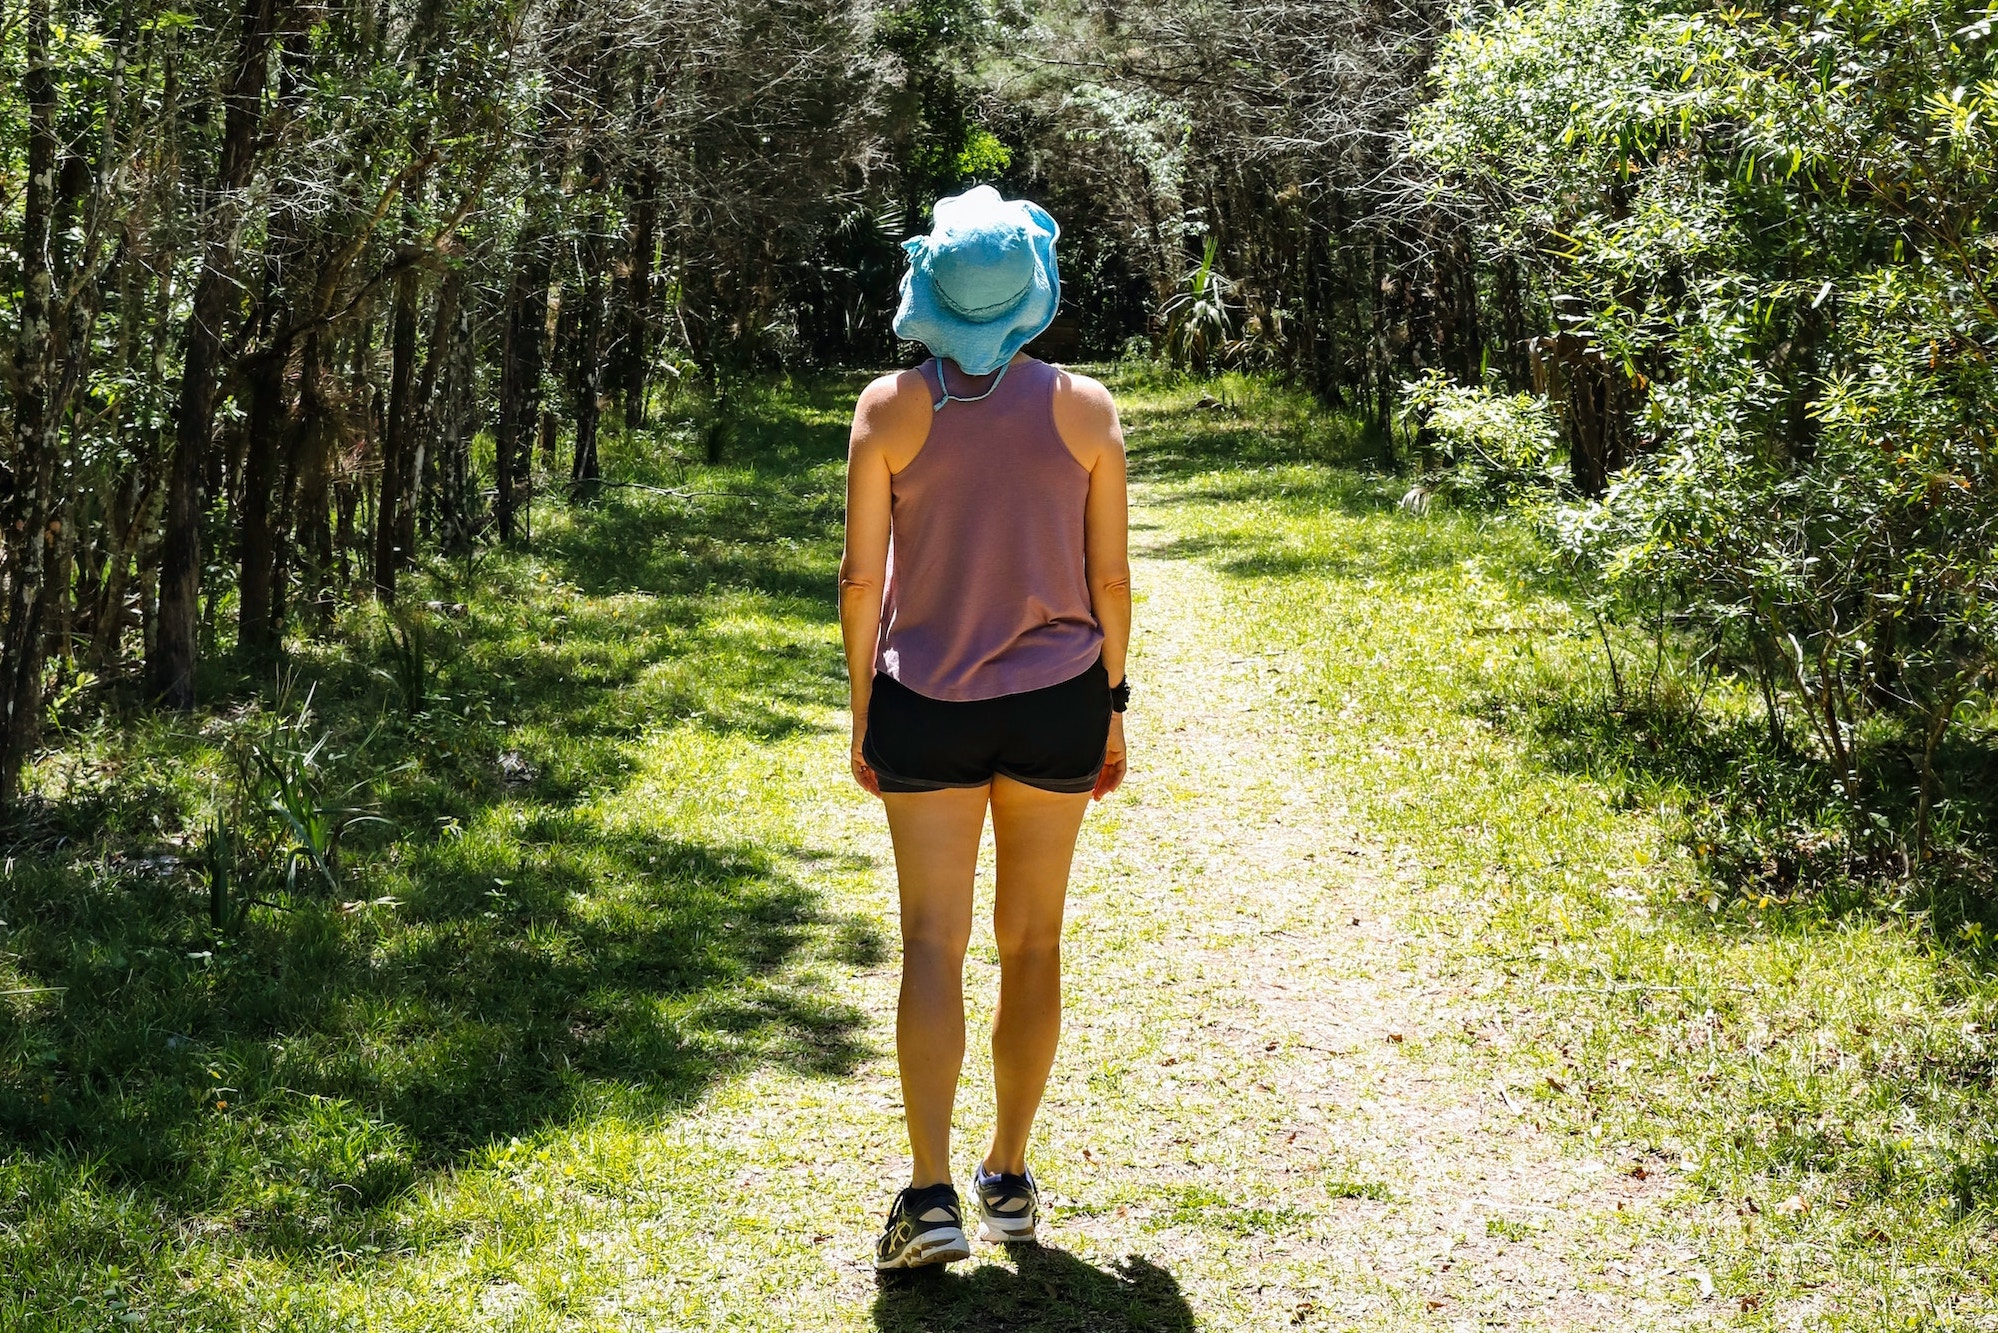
[994,928,1061,970]
[902,920,971,970]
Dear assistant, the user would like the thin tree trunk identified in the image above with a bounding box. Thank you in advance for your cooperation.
[496,230,551,543]
[1,0,63,802]
[293,330,334,622]
[412,263,461,543]
[435,290,477,554]
[151,0,284,707]
[622,168,658,429]
[372,260,420,601]
[571,249,604,490]
[538,410,558,475]
[236,343,287,655]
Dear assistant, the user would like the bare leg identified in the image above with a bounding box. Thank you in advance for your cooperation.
[983,775,1091,1176]
[881,785,989,1188]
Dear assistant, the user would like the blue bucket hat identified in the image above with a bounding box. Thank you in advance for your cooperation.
[893,185,1060,378]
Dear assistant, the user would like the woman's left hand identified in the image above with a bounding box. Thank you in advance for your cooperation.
[1093,713,1126,800]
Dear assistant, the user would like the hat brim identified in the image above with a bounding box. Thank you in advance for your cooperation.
[892,199,1060,376]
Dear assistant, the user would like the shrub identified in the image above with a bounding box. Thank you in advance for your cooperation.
[1414,0,1998,867]
[1395,370,1564,508]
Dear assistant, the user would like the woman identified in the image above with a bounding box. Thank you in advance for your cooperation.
[838,185,1131,1269]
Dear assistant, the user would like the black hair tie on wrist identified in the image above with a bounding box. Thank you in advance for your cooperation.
[1109,679,1130,713]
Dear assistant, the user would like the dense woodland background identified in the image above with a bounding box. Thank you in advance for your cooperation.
[1,0,1995,888]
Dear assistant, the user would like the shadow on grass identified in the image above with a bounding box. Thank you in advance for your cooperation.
[0,376,878,1273]
[0,828,875,1254]
[1492,680,1998,936]
[873,1247,1195,1333]
[1134,464,1501,585]
[1107,370,1384,485]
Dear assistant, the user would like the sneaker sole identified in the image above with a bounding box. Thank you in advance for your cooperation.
[874,1227,971,1269]
[976,1214,1036,1244]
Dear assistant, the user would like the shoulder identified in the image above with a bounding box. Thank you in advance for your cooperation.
[856,367,933,422]
[1050,367,1123,467]
[1051,367,1115,412]
[851,368,933,460]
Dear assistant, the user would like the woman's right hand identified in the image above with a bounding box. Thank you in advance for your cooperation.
[850,726,882,797]
[1093,712,1127,800]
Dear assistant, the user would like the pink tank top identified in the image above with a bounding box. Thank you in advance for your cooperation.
[875,357,1103,701]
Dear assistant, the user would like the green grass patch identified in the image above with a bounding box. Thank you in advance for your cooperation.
[1323,1179,1394,1202]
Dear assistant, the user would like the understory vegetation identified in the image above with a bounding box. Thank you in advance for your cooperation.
[1410,0,1998,906]
[0,378,877,1327]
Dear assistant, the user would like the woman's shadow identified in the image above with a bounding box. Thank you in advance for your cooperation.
[873,1243,1195,1332]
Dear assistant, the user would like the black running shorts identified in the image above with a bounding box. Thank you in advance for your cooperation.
[862,659,1111,795]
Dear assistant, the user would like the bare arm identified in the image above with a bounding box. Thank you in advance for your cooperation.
[839,370,929,795]
[1055,371,1132,798]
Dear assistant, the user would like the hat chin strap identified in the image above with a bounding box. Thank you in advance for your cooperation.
[931,357,1012,412]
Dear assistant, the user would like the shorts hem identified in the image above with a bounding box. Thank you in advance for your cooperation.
[992,766,1101,795]
[874,773,994,794]
[863,733,986,793]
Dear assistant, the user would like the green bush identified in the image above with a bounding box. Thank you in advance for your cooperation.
[1415,0,1998,868]
[1395,370,1564,507]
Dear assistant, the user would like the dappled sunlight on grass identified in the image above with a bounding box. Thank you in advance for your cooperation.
[0,378,878,1324]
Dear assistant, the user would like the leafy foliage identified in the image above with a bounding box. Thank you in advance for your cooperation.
[1161,237,1234,373]
[1415,0,1998,869]
[1395,370,1565,506]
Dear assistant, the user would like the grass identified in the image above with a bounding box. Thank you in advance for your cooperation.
[0,365,1994,1328]
[0,377,878,1328]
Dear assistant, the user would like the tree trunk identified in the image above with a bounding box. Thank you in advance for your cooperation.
[151,0,284,707]
[496,232,551,543]
[412,263,461,543]
[293,330,335,622]
[236,343,287,656]
[87,470,150,671]
[538,410,558,475]
[1,0,63,802]
[622,168,658,429]
[434,289,478,554]
[372,260,420,601]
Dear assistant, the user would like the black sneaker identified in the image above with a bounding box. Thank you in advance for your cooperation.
[874,1183,971,1269]
[971,1161,1040,1243]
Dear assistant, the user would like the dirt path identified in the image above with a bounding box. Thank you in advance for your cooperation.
[1018,513,1715,1329]
[650,492,1726,1330]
